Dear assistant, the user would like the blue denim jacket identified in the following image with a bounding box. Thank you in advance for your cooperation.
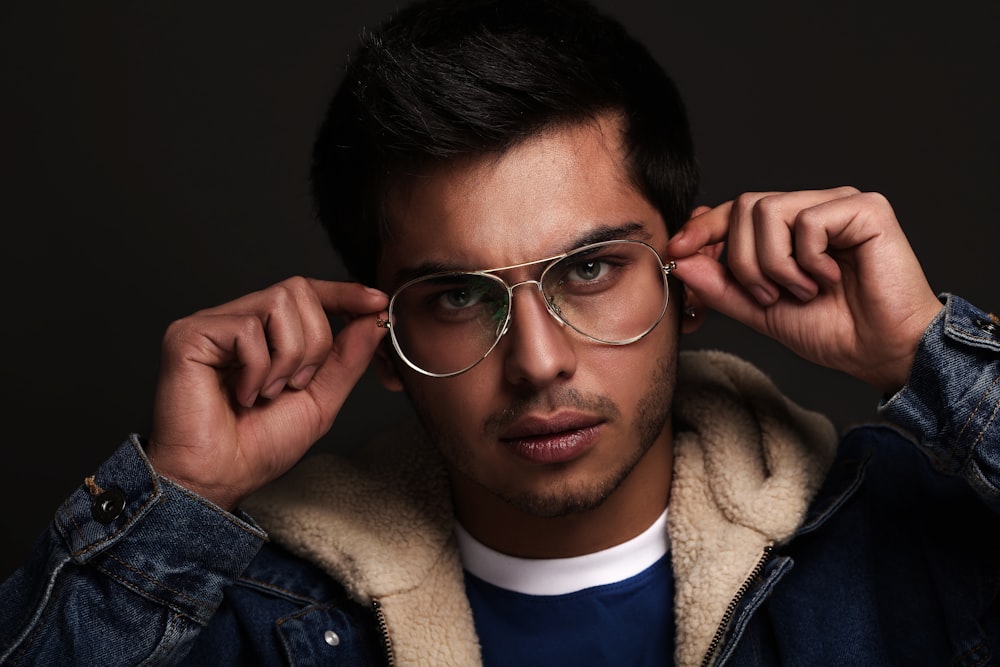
[2,294,998,666]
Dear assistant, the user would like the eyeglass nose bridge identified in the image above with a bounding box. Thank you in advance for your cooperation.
[494,278,568,340]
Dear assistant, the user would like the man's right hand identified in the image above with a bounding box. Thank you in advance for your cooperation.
[145,277,389,510]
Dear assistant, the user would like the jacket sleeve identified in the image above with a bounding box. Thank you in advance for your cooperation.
[879,293,1000,512]
[0,434,268,666]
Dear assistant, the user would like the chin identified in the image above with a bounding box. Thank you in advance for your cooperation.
[491,472,625,518]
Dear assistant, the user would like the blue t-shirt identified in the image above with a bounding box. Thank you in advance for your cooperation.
[456,511,675,667]
[465,554,674,666]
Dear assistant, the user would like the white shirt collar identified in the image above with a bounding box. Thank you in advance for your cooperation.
[455,508,670,596]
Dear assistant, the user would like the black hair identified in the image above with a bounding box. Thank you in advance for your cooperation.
[310,0,698,286]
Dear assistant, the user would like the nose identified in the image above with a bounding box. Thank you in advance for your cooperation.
[501,281,577,387]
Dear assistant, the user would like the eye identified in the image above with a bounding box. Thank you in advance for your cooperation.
[438,286,485,310]
[555,253,621,288]
[566,259,608,282]
[419,276,507,323]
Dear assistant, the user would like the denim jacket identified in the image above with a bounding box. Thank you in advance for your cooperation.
[1,294,998,666]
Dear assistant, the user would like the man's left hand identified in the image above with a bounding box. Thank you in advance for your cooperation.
[665,186,943,394]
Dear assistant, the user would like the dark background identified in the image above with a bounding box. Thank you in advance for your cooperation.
[2,1,996,580]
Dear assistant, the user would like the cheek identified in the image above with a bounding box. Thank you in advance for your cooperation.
[584,322,677,395]
[401,372,495,435]
[586,316,678,369]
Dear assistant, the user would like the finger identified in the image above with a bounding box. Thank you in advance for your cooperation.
[669,252,767,333]
[287,280,389,390]
[305,313,389,418]
[208,278,319,401]
[281,279,387,391]
[793,191,906,289]
[729,187,858,305]
[259,281,334,399]
[161,312,274,408]
[665,201,734,259]
[307,278,389,317]
[728,192,783,304]
[793,206,844,286]
[197,278,389,399]
[750,193,819,302]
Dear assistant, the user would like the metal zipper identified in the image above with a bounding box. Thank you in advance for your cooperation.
[700,544,774,667]
[371,598,396,666]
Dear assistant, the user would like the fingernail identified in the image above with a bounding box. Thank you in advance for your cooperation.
[290,365,318,389]
[789,284,817,302]
[243,391,259,408]
[750,285,777,305]
[262,378,288,400]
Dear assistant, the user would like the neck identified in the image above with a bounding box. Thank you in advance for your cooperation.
[451,431,672,558]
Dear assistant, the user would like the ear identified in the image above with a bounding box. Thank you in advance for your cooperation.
[680,287,708,334]
[374,342,405,392]
[678,206,724,335]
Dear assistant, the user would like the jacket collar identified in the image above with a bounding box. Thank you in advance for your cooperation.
[667,351,838,665]
[246,350,839,667]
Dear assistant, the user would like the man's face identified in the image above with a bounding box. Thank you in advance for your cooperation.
[376,115,681,525]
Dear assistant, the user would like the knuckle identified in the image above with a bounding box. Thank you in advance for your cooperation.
[751,194,783,220]
[277,275,312,297]
[858,190,890,209]
[833,185,862,197]
[796,207,825,230]
[733,192,764,217]
[236,315,266,342]
[308,328,335,351]
[161,316,202,351]
[726,252,758,281]
[268,283,298,310]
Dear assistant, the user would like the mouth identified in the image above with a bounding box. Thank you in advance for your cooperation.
[500,413,604,464]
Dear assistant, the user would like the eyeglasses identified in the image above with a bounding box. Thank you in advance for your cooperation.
[376,239,675,377]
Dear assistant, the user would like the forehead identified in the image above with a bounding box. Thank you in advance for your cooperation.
[377,115,667,289]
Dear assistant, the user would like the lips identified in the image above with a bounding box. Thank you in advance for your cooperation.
[500,414,604,464]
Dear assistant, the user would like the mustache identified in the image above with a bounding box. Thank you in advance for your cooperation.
[482,387,621,434]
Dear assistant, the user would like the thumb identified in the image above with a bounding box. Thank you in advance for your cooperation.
[307,315,388,416]
[672,252,764,332]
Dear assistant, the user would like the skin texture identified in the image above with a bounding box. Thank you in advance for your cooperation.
[144,113,942,559]
[376,116,691,557]
[669,189,942,394]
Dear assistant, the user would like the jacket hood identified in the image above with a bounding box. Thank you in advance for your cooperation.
[245,349,837,666]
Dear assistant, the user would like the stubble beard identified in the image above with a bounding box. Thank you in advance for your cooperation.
[408,352,677,519]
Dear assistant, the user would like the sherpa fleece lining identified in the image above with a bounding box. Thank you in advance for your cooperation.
[245,350,837,666]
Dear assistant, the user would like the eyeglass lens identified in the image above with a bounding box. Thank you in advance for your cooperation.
[388,240,669,376]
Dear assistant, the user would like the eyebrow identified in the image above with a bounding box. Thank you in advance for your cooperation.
[389,221,651,287]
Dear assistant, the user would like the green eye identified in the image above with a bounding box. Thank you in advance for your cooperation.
[568,259,606,281]
[439,287,482,310]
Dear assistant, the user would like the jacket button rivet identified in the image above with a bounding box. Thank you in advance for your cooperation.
[90,487,126,524]
[975,318,999,336]
[324,630,340,646]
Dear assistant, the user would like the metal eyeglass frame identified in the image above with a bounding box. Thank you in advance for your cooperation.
[375,239,676,378]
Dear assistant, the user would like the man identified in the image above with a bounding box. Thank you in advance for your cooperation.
[1,0,997,665]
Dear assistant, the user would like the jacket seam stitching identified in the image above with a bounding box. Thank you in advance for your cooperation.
[970,384,1000,450]
[139,612,185,666]
[237,575,324,605]
[94,561,212,619]
[101,552,214,613]
[275,602,335,626]
[955,373,999,448]
[160,477,268,537]
[63,492,161,560]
